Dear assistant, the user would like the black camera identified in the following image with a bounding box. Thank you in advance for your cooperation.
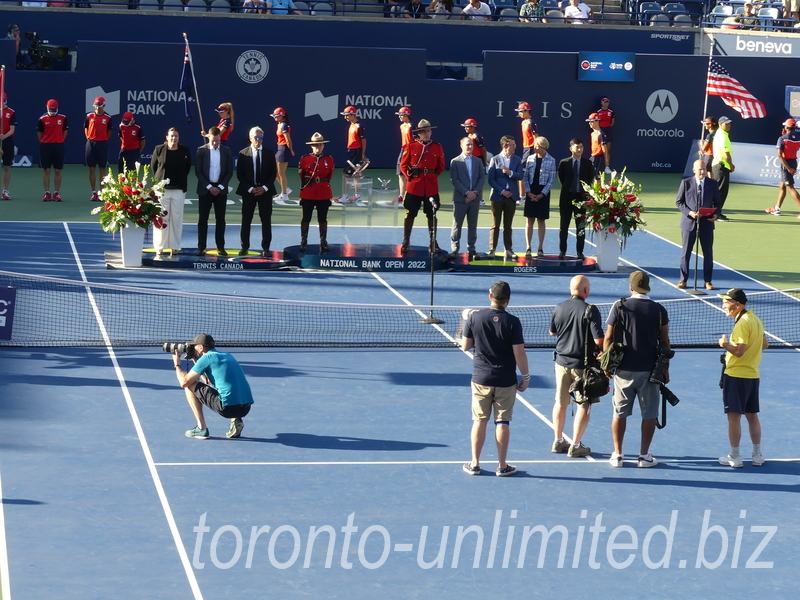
[25,31,69,70]
[162,342,197,361]
[660,384,680,407]
[649,347,675,385]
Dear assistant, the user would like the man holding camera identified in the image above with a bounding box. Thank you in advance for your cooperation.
[172,334,254,439]
[718,288,768,468]
[604,271,670,468]
[549,275,604,458]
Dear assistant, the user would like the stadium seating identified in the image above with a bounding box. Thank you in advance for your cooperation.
[672,12,694,25]
[185,0,208,11]
[210,0,233,11]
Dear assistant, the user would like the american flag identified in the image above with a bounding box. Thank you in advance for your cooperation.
[706,60,766,119]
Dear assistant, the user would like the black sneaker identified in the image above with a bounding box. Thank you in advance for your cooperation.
[717,214,730,221]
[496,464,517,477]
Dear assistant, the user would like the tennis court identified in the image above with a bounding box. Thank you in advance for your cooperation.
[0,215,798,600]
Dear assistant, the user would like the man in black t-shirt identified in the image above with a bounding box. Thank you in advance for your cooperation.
[549,275,604,458]
[604,271,670,469]
[461,281,529,477]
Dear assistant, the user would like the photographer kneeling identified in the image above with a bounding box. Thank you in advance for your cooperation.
[171,334,253,439]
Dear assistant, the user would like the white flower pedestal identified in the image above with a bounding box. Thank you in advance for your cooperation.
[594,228,621,272]
[120,224,146,267]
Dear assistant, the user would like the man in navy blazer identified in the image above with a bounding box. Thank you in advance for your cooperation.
[487,135,524,259]
[676,159,721,290]
[195,127,234,256]
[449,137,484,261]
[557,138,594,259]
[236,126,277,257]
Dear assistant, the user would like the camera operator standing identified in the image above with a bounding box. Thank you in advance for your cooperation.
[171,334,254,439]
[604,271,670,468]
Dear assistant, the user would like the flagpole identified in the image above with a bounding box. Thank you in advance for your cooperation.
[183,33,205,137]
[0,65,5,147]
[699,39,715,158]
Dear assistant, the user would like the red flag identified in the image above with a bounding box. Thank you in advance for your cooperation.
[706,60,766,119]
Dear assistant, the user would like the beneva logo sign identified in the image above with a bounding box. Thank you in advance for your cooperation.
[735,37,792,55]
[715,34,796,58]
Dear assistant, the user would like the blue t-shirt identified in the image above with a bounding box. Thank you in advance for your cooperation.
[270,0,296,13]
[191,349,254,407]
[463,306,524,387]
[606,296,669,373]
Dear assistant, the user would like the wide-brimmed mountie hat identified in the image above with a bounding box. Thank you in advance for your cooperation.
[189,333,215,348]
[413,119,437,133]
[718,288,747,304]
[630,270,650,294]
[305,132,330,145]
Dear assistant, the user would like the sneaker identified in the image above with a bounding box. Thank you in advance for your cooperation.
[185,426,210,439]
[42,192,52,202]
[1,190,9,200]
[285,187,293,196]
[609,453,624,467]
[496,464,517,477]
[717,214,730,222]
[485,250,496,259]
[638,453,658,468]
[504,250,516,260]
[751,451,765,467]
[91,191,100,202]
[53,192,62,202]
[331,197,344,207]
[766,206,781,215]
[462,462,480,475]
[226,418,244,439]
[719,454,744,468]
[568,443,591,458]
[551,439,570,453]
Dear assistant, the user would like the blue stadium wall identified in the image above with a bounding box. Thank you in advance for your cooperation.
[1,9,794,172]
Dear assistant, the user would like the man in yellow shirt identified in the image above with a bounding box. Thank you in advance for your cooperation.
[718,288,768,468]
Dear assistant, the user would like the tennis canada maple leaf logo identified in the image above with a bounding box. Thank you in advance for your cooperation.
[236,51,269,84]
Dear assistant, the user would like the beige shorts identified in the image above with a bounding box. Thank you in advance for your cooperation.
[471,382,516,422]
[785,0,799,13]
[554,363,598,407]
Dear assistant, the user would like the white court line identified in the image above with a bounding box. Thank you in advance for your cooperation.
[370,272,595,461]
[154,458,799,467]
[0,460,13,600]
[63,223,205,600]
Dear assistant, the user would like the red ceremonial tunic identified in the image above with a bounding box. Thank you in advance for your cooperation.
[400,140,445,197]
[298,153,335,200]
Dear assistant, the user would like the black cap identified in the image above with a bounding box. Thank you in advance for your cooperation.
[718,288,747,304]
[629,270,650,294]
[490,281,511,301]
[189,333,215,348]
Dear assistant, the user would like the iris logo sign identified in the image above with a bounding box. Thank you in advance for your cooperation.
[646,90,679,124]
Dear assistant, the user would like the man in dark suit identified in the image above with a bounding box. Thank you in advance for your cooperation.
[195,126,234,256]
[449,137,484,261]
[676,159,721,290]
[487,135,524,260]
[556,138,594,259]
[236,126,277,257]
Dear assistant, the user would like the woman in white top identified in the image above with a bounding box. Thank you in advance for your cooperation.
[428,0,456,19]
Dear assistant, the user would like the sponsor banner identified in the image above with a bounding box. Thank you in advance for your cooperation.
[301,255,436,272]
[682,140,784,187]
[714,33,797,58]
[786,86,800,120]
[0,287,16,341]
[577,52,636,82]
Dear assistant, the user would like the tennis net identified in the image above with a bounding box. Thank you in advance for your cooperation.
[0,270,798,349]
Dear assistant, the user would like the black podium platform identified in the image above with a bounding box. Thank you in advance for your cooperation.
[449,252,597,274]
[104,249,296,271]
[283,244,450,272]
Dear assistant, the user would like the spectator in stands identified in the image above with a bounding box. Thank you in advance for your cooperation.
[428,0,455,18]
[519,0,547,23]
[267,0,304,14]
[461,0,492,20]
[736,2,760,29]
[564,0,593,23]
[242,0,267,13]
[784,0,799,25]
[404,0,428,18]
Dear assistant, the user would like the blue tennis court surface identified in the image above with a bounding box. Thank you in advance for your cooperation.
[0,222,798,599]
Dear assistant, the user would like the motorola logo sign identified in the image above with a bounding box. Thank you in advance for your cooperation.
[638,89,684,138]
[646,90,679,124]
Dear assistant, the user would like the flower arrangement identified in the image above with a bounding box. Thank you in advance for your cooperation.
[91,165,169,233]
[573,168,646,247]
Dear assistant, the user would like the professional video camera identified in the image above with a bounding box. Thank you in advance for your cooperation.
[25,31,69,71]
[162,342,198,361]
[649,347,675,386]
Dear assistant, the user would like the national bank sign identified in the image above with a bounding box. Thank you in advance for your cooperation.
[714,33,796,58]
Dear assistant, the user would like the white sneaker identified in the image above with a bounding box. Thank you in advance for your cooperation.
[751,451,765,466]
[719,454,744,468]
[285,187,293,196]
[638,453,658,468]
[765,206,781,215]
[609,453,623,467]
[332,196,345,206]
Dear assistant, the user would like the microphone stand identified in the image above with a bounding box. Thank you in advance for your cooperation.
[420,197,444,324]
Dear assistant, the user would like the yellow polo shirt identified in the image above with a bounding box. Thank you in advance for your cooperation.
[725,310,764,379]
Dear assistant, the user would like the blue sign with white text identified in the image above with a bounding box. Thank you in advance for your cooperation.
[577,52,636,82]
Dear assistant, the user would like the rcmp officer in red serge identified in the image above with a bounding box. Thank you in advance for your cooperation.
[38,98,68,203]
[399,119,445,255]
[118,111,146,174]
[0,93,18,200]
[85,96,112,202]
[298,132,335,254]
